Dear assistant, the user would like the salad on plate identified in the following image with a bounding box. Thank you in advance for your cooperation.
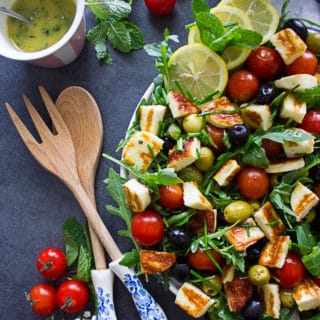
[103,0,320,319]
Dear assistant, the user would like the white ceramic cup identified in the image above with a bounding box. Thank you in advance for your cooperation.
[0,0,86,68]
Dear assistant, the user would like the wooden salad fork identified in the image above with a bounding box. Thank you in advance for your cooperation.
[5,86,168,320]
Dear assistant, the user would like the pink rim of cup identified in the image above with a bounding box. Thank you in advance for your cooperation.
[0,0,86,68]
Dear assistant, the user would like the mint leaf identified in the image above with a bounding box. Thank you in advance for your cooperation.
[124,21,144,50]
[228,28,262,48]
[107,21,132,53]
[76,245,92,282]
[192,0,210,16]
[87,0,131,20]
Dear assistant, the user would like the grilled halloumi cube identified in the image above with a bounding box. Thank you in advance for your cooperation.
[167,137,200,172]
[254,202,285,240]
[224,277,253,312]
[261,284,281,319]
[280,93,306,123]
[167,91,200,119]
[270,28,306,65]
[283,130,314,158]
[241,104,272,131]
[292,278,320,311]
[274,74,318,91]
[123,179,151,212]
[139,105,166,135]
[175,282,214,318]
[258,235,291,268]
[225,218,265,252]
[122,131,163,171]
[266,157,305,173]
[183,181,213,210]
[213,159,240,187]
[221,264,236,283]
[140,250,176,274]
[203,96,243,128]
[291,182,319,221]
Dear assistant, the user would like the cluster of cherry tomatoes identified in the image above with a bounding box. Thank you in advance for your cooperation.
[27,247,90,317]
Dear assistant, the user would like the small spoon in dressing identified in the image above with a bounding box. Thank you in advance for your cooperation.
[0,5,31,24]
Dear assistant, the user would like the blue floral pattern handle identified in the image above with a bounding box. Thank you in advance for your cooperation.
[91,269,117,320]
[109,259,167,320]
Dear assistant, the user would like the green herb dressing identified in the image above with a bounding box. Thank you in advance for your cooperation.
[7,0,75,52]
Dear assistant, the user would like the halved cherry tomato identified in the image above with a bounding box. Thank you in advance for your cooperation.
[144,0,176,16]
[187,248,223,271]
[247,46,283,80]
[285,50,318,75]
[261,138,283,159]
[36,247,67,280]
[56,280,89,313]
[205,124,227,154]
[273,252,305,288]
[158,184,183,210]
[237,167,270,200]
[227,70,260,103]
[131,210,164,246]
[28,283,57,316]
[300,110,320,135]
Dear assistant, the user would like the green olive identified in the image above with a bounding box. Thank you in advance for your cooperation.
[280,288,295,308]
[195,147,215,172]
[305,208,317,224]
[248,264,271,286]
[201,275,222,297]
[166,123,181,140]
[224,200,252,223]
[249,201,260,214]
[182,114,204,133]
[270,174,282,186]
[179,165,203,184]
[306,32,320,54]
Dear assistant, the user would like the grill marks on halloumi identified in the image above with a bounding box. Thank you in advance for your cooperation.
[167,91,200,119]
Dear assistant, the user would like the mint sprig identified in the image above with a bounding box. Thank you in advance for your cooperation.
[86,0,144,64]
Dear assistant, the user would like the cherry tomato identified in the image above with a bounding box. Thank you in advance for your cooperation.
[237,167,270,200]
[187,248,224,271]
[158,184,183,210]
[144,0,176,16]
[285,50,318,75]
[131,210,164,246]
[261,138,283,159]
[205,123,227,154]
[273,252,305,288]
[227,70,259,103]
[36,247,67,280]
[28,283,57,316]
[247,46,283,80]
[300,110,320,135]
[56,280,89,313]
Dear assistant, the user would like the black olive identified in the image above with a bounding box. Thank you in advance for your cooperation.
[171,262,191,282]
[246,237,268,264]
[256,83,278,105]
[167,227,191,250]
[310,164,320,184]
[216,208,228,226]
[162,136,175,156]
[283,19,308,41]
[242,298,264,320]
[227,124,249,146]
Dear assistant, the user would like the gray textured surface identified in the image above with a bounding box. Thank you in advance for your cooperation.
[0,1,319,319]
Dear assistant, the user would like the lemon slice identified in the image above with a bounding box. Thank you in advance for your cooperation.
[188,5,252,70]
[167,43,228,100]
[217,0,279,44]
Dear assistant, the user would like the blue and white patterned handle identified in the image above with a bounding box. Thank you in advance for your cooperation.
[109,258,167,320]
[91,269,117,320]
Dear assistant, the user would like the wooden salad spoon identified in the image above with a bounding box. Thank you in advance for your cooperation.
[55,86,116,320]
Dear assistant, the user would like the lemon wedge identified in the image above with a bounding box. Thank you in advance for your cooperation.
[217,0,279,44]
[188,5,252,70]
[167,43,228,101]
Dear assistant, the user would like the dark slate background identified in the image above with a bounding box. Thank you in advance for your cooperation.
[0,1,318,319]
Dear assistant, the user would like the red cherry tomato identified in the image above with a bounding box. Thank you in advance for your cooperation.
[36,247,67,280]
[227,70,260,103]
[28,283,57,316]
[273,252,305,288]
[144,0,176,16]
[285,50,318,75]
[300,110,320,135]
[56,280,89,313]
[187,248,223,271]
[261,138,283,159]
[131,210,164,246]
[205,124,227,154]
[247,46,283,80]
[237,167,270,200]
[158,184,183,210]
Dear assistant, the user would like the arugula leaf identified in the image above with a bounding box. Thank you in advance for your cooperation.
[120,249,139,268]
[242,142,269,168]
[295,87,320,109]
[295,222,315,255]
[302,245,320,276]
